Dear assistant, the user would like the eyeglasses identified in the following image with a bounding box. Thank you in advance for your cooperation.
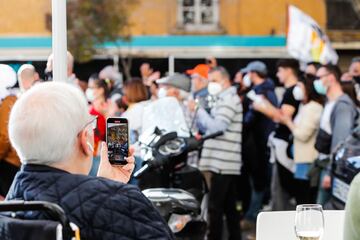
[83,116,98,131]
[77,116,97,138]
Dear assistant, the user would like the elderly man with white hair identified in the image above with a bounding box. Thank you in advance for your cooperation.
[6,82,173,240]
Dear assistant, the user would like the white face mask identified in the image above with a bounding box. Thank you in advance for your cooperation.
[293,85,304,101]
[157,87,168,99]
[85,88,95,102]
[243,73,252,88]
[208,82,222,96]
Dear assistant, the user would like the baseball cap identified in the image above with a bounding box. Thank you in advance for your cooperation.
[241,61,267,75]
[156,73,191,92]
[186,64,210,79]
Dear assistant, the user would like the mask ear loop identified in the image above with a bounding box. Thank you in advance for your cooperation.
[86,142,94,152]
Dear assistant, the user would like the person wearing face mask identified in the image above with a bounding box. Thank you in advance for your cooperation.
[189,66,243,240]
[86,75,110,156]
[312,64,358,207]
[239,61,278,231]
[279,76,325,204]
[5,82,174,240]
[253,59,301,211]
[156,73,193,127]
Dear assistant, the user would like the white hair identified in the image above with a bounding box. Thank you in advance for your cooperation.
[9,82,89,165]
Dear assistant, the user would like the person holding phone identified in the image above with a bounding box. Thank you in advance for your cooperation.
[6,82,174,240]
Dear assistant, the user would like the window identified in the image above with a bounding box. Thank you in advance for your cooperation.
[177,0,219,31]
[326,0,360,30]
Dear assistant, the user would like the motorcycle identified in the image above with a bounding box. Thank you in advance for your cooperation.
[133,97,222,239]
[328,126,360,209]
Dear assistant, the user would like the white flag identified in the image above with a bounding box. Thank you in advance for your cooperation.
[287,5,338,64]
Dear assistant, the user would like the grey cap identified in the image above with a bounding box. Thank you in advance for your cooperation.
[156,73,191,92]
[241,61,267,75]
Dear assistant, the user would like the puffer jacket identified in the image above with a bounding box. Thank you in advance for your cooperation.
[6,164,174,240]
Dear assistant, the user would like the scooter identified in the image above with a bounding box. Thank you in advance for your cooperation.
[133,97,222,239]
[134,128,222,239]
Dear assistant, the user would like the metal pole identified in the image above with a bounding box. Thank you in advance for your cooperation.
[51,0,68,82]
[168,55,175,75]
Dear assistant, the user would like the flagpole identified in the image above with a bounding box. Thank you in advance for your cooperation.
[51,0,67,82]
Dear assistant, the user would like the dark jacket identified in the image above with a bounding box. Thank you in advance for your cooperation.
[6,164,174,240]
[244,79,278,144]
[242,79,277,190]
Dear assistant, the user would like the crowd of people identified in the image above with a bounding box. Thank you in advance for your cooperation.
[2,52,360,239]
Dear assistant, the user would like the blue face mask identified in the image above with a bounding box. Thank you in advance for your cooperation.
[313,79,327,95]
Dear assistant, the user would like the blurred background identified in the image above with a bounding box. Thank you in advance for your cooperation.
[0,0,359,81]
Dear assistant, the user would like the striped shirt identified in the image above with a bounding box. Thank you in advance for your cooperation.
[197,86,243,175]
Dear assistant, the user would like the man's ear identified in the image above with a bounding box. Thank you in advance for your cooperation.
[79,129,92,157]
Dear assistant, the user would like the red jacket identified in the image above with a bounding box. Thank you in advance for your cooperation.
[89,106,106,155]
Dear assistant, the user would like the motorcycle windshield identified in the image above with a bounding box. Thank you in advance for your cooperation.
[141,97,190,138]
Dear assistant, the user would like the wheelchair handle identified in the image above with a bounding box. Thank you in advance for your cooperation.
[0,200,69,228]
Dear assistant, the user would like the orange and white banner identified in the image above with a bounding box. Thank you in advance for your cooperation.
[287,5,338,64]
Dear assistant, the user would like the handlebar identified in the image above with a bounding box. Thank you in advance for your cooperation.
[134,131,223,178]
[201,131,224,142]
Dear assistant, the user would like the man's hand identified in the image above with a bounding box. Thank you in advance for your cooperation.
[278,111,291,125]
[322,175,331,189]
[252,96,268,113]
[97,142,135,183]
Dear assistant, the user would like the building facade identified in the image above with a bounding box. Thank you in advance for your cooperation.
[0,0,326,36]
[0,0,359,71]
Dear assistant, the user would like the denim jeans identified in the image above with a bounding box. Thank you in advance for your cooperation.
[244,187,265,222]
[317,170,331,205]
[244,175,266,222]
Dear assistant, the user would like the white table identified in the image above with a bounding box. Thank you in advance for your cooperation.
[256,210,345,240]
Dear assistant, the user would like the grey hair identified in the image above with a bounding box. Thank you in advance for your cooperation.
[9,82,89,165]
[209,66,230,80]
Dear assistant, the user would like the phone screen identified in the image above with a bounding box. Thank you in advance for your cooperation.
[106,118,128,165]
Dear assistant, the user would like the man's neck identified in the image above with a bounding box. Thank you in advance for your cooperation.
[196,86,207,93]
[223,81,231,90]
[327,84,343,101]
[284,75,298,88]
[51,154,88,175]
[253,77,265,86]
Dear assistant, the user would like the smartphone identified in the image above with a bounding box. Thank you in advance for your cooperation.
[106,117,129,165]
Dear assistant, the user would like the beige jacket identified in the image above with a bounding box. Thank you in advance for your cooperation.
[292,101,323,164]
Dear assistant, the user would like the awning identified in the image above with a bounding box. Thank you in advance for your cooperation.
[0,35,289,60]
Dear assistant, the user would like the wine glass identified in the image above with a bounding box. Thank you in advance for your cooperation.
[295,204,324,240]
